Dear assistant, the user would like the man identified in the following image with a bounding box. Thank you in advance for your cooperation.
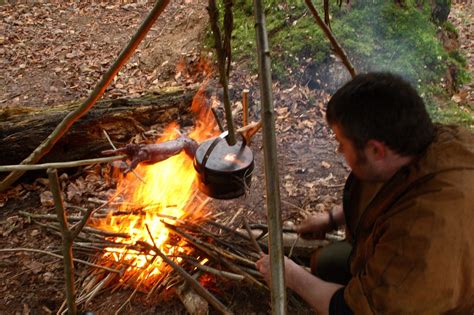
[256,72,474,314]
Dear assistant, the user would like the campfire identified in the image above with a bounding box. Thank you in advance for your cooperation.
[57,82,268,313]
[92,82,219,289]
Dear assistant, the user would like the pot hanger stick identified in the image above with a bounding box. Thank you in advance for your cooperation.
[304,0,356,78]
[207,0,236,145]
[253,0,287,312]
[0,0,170,192]
[144,225,232,315]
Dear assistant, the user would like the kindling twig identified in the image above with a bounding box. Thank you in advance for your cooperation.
[144,224,232,315]
[243,218,264,255]
[102,129,146,184]
[0,248,120,273]
[164,221,255,267]
[288,234,300,259]
[181,255,245,281]
[163,221,266,290]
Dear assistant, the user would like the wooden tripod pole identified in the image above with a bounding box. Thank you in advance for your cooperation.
[253,0,287,314]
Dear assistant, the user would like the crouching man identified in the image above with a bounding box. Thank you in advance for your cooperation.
[257,72,474,314]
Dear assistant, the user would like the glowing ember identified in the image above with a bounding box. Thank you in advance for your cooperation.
[93,62,219,289]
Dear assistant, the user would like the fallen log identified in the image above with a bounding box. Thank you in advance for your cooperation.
[0,86,198,168]
[236,228,336,258]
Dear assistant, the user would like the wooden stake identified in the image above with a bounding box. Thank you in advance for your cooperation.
[253,0,287,313]
[48,168,77,315]
[242,89,249,127]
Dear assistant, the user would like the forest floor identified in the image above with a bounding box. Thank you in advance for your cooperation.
[0,1,472,314]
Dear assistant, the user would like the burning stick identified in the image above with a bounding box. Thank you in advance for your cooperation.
[181,255,245,281]
[144,225,232,315]
[163,221,266,290]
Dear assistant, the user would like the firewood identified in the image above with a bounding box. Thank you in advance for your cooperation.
[0,88,197,167]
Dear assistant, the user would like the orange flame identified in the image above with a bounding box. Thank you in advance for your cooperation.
[94,59,219,289]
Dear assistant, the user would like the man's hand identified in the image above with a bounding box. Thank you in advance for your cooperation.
[256,254,298,287]
[295,213,332,240]
[256,253,344,314]
[295,205,344,239]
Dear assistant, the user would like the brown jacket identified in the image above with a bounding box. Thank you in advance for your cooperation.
[343,125,474,314]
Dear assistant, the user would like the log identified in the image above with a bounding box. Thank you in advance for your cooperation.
[0,86,198,168]
[236,228,333,258]
[177,281,209,315]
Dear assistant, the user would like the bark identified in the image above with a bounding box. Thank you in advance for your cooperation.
[0,88,196,168]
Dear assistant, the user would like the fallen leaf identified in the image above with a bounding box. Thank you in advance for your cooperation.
[40,191,54,207]
[321,161,331,169]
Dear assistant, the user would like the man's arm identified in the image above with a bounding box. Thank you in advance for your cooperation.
[256,254,343,315]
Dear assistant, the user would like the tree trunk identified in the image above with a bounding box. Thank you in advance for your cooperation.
[0,87,197,168]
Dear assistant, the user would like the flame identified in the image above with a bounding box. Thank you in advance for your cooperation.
[94,59,220,289]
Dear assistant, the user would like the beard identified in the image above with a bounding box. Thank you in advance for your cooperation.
[352,149,385,182]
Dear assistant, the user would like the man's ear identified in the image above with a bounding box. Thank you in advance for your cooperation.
[366,140,386,160]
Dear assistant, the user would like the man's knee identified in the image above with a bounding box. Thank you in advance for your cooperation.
[310,241,352,285]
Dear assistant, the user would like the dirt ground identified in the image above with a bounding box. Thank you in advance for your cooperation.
[0,1,471,314]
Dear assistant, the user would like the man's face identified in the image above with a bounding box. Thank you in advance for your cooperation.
[332,124,381,181]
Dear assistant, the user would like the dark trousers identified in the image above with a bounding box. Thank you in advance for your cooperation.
[312,241,352,285]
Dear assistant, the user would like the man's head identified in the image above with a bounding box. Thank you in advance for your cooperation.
[326,72,435,181]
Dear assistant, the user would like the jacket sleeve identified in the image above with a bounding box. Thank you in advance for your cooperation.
[344,174,473,314]
[329,287,353,315]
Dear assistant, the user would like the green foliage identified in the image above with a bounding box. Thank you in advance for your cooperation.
[205,0,472,126]
[228,1,460,85]
[426,90,474,130]
[333,2,449,84]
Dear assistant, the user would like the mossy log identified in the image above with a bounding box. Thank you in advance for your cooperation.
[0,86,198,167]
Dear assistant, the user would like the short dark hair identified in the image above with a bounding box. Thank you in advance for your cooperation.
[326,72,435,156]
